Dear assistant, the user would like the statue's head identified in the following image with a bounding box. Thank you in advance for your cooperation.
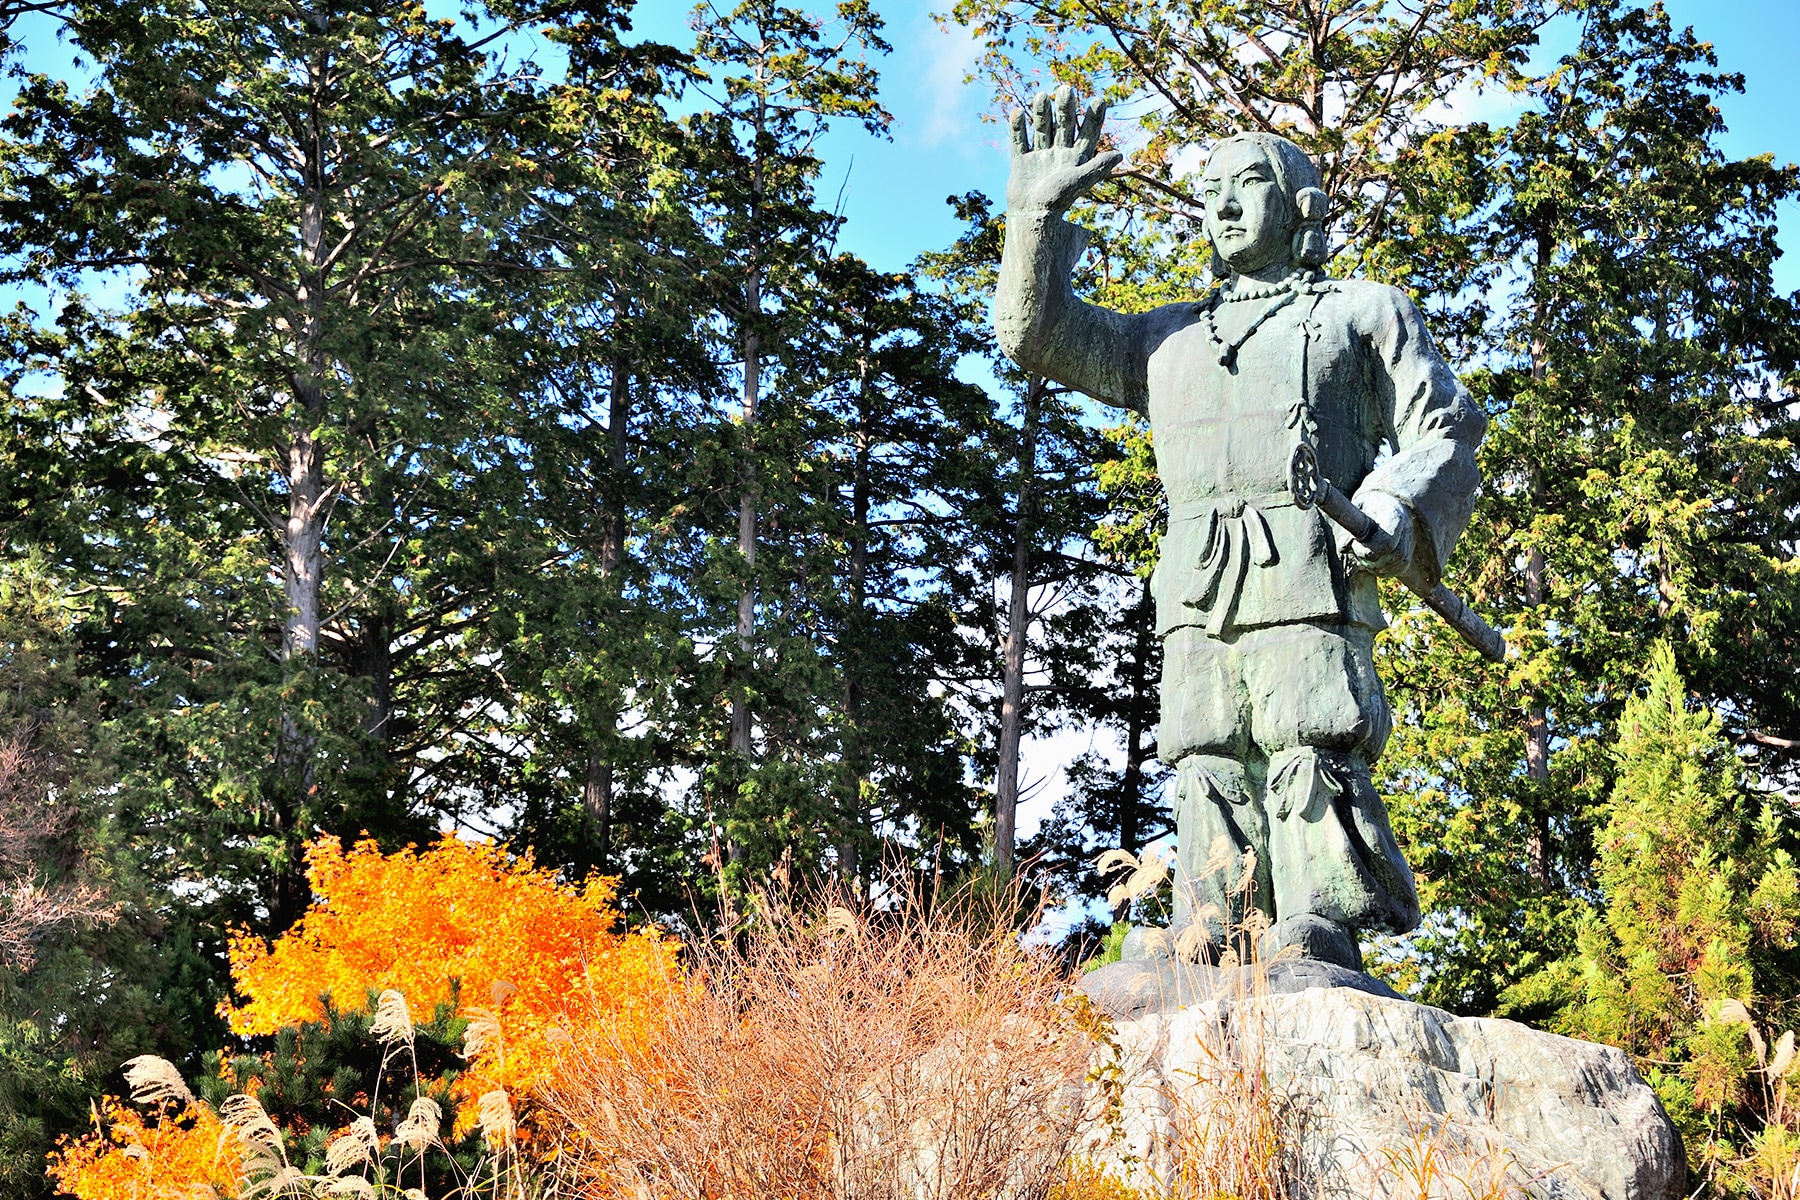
[1199,133,1328,276]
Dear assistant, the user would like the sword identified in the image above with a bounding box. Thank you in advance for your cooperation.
[1288,443,1506,663]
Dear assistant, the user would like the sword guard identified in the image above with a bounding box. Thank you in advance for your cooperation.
[1288,442,1320,511]
[1286,438,1506,663]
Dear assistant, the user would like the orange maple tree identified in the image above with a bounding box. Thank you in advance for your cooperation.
[225,834,679,1125]
[49,835,678,1197]
[48,1100,238,1200]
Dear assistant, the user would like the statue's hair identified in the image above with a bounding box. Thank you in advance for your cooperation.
[1202,132,1330,272]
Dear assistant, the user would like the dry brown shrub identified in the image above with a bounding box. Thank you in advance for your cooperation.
[548,881,1099,1200]
[0,735,114,969]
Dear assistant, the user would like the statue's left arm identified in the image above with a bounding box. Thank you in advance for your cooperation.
[1351,287,1489,592]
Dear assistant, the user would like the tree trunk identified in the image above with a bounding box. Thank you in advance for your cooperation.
[1523,216,1554,887]
[732,313,759,758]
[600,356,630,578]
[1119,577,1155,854]
[270,173,336,931]
[585,356,631,869]
[838,348,874,890]
[1522,542,1551,885]
[729,98,767,765]
[994,377,1043,878]
[584,748,612,869]
[355,605,393,787]
[282,407,328,660]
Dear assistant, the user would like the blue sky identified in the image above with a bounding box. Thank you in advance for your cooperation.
[629,0,1800,289]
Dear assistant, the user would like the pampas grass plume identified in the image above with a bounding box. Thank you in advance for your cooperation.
[462,1006,503,1063]
[325,1116,379,1174]
[121,1054,195,1107]
[478,1089,516,1146]
[370,988,414,1047]
[240,1163,309,1199]
[394,1096,442,1150]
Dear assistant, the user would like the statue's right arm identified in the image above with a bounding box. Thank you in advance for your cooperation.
[995,210,1148,414]
[992,88,1147,415]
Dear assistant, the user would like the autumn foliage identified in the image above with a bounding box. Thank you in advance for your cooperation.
[224,835,678,1129]
[49,835,676,1198]
[48,1100,238,1200]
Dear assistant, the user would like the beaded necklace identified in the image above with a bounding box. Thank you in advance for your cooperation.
[1201,267,1320,367]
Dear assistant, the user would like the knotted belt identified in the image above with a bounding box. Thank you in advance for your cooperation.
[1168,491,1297,636]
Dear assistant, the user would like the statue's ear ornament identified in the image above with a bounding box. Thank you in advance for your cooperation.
[1292,187,1330,266]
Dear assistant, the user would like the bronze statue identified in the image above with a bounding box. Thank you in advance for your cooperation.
[995,88,1488,969]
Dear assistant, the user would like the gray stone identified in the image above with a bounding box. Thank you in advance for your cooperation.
[1070,979,1685,1200]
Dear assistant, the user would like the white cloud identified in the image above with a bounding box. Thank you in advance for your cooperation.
[909,14,983,150]
[1426,76,1535,129]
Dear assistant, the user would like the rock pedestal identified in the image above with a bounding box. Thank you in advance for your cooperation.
[1075,961,1685,1199]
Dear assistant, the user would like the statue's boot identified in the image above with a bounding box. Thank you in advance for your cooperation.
[1117,923,1173,962]
[1261,913,1362,971]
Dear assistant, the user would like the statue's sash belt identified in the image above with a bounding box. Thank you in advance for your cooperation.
[1166,492,1297,637]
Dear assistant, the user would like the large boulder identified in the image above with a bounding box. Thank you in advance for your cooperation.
[1074,961,1685,1199]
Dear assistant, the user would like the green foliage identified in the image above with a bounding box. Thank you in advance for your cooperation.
[0,552,229,1199]
[1082,920,1131,973]
[948,0,1550,286]
[1506,645,1800,1185]
[919,191,1167,900]
[3,0,1800,1193]
[1375,1,1800,1013]
[197,991,484,1192]
[0,0,677,931]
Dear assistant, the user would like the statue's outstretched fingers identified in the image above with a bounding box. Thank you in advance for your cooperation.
[1032,92,1056,153]
[1076,149,1123,192]
[1010,108,1031,157]
[1077,99,1106,159]
[1055,86,1078,148]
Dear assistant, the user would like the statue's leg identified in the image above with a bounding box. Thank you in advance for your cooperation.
[1166,752,1271,958]
[1241,622,1418,969]
[1120,626,1263,962]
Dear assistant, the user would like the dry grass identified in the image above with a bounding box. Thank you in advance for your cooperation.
[1368,1120,1537,1200]
[1164,994,1299,1200]
[1047,947,1303,1200]
[547,881,1099,1200]
[1160,890,1304,1200]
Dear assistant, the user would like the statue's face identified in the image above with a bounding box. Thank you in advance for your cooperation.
[1200,141,1293,275]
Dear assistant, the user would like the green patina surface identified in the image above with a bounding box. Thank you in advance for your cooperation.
[994,89,1487,968]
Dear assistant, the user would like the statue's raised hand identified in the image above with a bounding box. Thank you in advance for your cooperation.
[1007,86,1121,216]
